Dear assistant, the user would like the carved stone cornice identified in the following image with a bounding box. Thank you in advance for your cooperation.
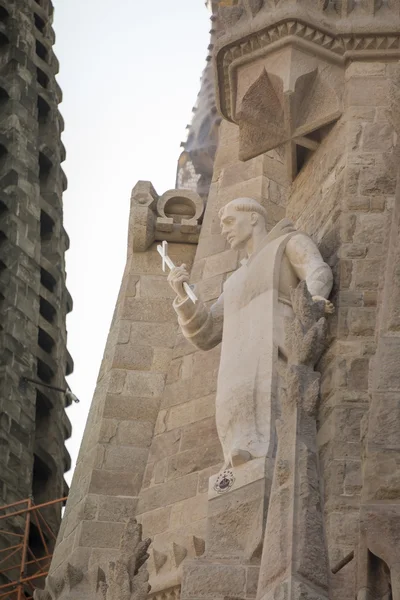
[215,17,400,123]
[212,2,400,178]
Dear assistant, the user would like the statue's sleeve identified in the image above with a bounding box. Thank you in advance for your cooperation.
[285,233,333,299]
[173,292,224,351]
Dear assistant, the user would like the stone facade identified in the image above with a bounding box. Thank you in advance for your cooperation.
[0,0,72,569]
[42,2,400,600]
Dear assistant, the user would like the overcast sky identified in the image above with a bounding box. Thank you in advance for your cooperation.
[53,1,210,483]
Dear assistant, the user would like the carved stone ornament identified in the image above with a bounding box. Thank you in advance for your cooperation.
[34,520,151,600]
[213,1,400,178]
[128,181,205,253]
[213,469,235,493]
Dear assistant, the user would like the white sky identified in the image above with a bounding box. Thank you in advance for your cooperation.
[52,1,210,483]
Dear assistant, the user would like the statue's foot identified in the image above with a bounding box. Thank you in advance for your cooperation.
[231,449,252,467]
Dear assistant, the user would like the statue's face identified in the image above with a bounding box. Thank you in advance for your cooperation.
[220,204,254,250]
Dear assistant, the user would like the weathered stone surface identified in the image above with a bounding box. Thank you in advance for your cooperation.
[181,561,246,598]
[137,473,199,514]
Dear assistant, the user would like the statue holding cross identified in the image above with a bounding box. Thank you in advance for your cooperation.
[164,198,334,470]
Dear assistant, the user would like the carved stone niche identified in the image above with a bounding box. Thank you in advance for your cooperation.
[128,181,205,253]
[214,22,345,180]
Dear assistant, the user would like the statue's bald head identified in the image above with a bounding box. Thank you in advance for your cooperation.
[218,198,268,225]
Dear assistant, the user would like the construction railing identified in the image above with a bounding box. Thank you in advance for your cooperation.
[0,496,67,600]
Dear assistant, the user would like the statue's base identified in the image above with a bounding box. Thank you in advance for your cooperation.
[180,457,272,600]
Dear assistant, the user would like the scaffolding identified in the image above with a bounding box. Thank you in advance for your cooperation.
[0,497,67,600]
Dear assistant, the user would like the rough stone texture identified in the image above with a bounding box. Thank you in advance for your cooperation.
[355,63,400,600]
[34,519,150,600]
[257,282,329,600]
[0,0,72,573]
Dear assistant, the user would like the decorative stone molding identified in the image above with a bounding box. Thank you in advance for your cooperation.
[213,2,400,175]
[148,585,181,600]
[128,182,205,253]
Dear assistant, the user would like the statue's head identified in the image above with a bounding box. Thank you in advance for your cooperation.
[219,198,267,250]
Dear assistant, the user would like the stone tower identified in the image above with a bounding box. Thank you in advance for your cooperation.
[39,2,400,600]
[176,2,222,199]
[0,0,72,532]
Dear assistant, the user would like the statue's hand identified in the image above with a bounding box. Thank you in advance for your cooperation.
[312,295,335,315]
[168,264,190,301]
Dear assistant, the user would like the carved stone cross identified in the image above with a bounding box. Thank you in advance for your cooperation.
[157,241,197,304]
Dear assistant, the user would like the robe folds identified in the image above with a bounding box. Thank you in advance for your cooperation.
[173,220,332,467]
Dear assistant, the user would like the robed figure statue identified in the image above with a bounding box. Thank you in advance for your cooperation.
[168,198,333,470]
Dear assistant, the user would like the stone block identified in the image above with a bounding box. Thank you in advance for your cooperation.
[112,344,153,370]
[139,506,171,537]
[152,347,174,373]
[196,236,228,261]
[373,338,400,391]
[345,77,390,107]
[149,429,181,461]
[353,213,387,245]
[339,260,353,289]
[170,494,208,530]
[131,244,194,275]
[207,458,269,560]
[192,346,221,377]
[116,419,154,447]
[345,62,386,79]
[167,443,223,481]
[103,394,160,422]
[353,260,380,289]
[202,250,238,279]
[166,358,183,384]
[76,520,125,549]
[162,374,218,409]
[154,409,167,435]
[362,123,394,151]
[139,275,176,298]
[126,273,140,297]
[153,457,168,484]
[195,274,224,303]
[198,464,223,494]
[220,158,261,188]
[116,320,131,343]
[347,308,376,336]
[343,460,362,496]
[191,259,206,284]
[130,322,178,348]
[359,163,396,196]
[173,333,197,358]
[166,394,215,431]
[97,495,138,523]
[89,468,143,496]
[181,560,246,598]
[102,445,148,471]
[122,298,176,322]
[246,566,260,596]
[108,370,126,394]
[326,511,359,546]
[123,371,166,398]
[370,197,386,211]
[180,417,219,452]
[137,472,198,514]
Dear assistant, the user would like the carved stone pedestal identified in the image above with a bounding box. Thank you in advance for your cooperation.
[180,458,272,600]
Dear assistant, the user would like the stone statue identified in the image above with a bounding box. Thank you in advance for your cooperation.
[168,198,333,469]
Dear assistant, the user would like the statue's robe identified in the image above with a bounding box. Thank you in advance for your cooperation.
[173,219,332,467]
